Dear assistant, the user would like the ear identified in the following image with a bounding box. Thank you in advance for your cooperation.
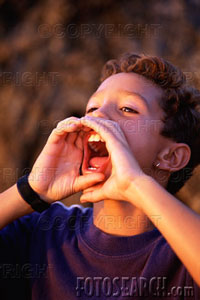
[157,143,191,172]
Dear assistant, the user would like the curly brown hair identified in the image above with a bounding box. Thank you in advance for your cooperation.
[100,53,200,194]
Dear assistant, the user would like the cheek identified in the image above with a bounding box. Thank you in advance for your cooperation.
[121,119,153,147]
[121,121,160,167]
[120,118,161,137]
[121,128,157,168]
[120,119,138,136]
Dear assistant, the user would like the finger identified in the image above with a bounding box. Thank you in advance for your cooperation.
[80,187,105,203]
[80,117,127,164]
[65,131,78,144]
[48,122,82,144]
[81,116,127,147]
[73,173,105,194]
[56,120,82,134]
[56,116,83,135]
[82,127,92,132]
[56,116,80,130]
[81,116,121,135]
[80,116,140,174]
[75,132,84,150]
[82,182,104,194]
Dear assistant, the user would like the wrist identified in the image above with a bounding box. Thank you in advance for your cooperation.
[28,174,50,202]
[124,174,153,210]
[14,184,35,213]
[17,173,51,213]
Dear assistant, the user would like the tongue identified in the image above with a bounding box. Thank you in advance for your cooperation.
[89,157,108,168]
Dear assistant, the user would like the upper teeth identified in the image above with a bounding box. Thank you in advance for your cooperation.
[88,133,104,142]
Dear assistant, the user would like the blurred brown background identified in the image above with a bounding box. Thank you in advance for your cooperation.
[0,0,199,212]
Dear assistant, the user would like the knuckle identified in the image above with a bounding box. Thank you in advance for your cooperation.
[67,116,78,122]
[57,116,78,127]
[51,128,59,135]
[57,120,64,129]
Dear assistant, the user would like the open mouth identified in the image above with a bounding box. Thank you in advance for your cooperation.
[82,131,110,174]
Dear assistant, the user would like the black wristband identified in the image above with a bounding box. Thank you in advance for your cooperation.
[17,173,51,213]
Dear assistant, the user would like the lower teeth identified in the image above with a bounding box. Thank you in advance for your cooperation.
[88,167,97,170]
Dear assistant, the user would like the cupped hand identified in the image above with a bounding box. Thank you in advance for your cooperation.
[79,116,147,205]
[28,117,105,202]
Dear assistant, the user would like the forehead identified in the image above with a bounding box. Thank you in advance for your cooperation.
[98,72,162,100]
[88,72,164,116]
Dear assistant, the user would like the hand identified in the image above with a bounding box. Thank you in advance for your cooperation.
[28,117,105,202]
[79,116,148,206]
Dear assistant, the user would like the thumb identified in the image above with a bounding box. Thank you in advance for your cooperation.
[73,173,105,193]
[80,185,105,203]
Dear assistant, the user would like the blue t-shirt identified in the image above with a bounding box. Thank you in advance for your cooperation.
[0,202,199,299]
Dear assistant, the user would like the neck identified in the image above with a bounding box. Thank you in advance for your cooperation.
[93,199,155,236]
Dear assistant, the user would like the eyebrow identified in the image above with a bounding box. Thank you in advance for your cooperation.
[119,90,149,109]
[90,89,149,110]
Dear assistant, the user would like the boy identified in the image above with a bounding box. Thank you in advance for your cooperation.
[0,53,200,299]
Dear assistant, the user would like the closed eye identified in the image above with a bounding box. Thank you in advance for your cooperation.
[120,107,139,114]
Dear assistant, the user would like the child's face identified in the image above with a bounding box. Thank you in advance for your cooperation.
[82,72,169,177]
